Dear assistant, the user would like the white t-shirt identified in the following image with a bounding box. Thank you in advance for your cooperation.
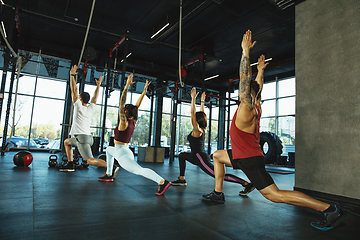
[69,99,96,136]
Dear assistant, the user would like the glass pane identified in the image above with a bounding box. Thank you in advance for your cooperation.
[107,89,120,107]
[161,114,171,145]
[178,116,192,152]
[21,54,39,75]
[57,66,71,80]
[31,98,65,149]
[105,106,120,129]
[16,75,36,95]
[103,106,119,147]
[89,105,102,136]
[180,102,191,116]
[3,95,34,148]
[202,104,209,117]
[278,77,295,97]
[59,59,71,68]
[230,90,238,99]
[209,119,218,154]
[262,81,276,100]
[278,116,295,145]
[163,97,172,114]
[261,100,276,117]
[278,116,295,156]
[36,78,66,99]
[278,97,295,116]
[131,110,150,146]
[260,117,276,133]
[210,105,218,119]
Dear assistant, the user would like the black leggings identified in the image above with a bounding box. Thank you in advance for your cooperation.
[178,152,247,186]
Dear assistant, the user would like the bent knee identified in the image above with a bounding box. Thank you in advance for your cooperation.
[261,191,283,203]
[213,151,223,162]
[86,158,95,164]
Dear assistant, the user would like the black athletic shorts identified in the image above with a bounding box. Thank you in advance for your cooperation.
[227,149,274,190]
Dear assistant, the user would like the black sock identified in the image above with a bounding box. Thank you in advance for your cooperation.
[324,205,336,213]
[214,190,222,196]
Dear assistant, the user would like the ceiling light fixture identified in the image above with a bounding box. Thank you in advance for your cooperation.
[0,0,5,5]
[151,23,170,39]
[250,58,273,66]
[1,21,7,38]
[120,52,132,63]
[204,74,219,81]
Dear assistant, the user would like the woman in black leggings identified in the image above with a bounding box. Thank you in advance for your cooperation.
[171,88,255,196]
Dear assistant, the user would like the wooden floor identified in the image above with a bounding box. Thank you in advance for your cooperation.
[0,151,359,240]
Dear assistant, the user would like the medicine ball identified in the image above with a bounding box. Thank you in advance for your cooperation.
[13,151,33,166]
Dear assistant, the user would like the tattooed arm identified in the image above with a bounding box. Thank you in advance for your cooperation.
[236,30,259,132]
[118,73,135,131]
[239,30,256,109]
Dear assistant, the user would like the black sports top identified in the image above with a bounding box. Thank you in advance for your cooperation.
[187,132,206,154]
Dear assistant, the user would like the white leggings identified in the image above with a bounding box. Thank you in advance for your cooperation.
[106,145,163,184]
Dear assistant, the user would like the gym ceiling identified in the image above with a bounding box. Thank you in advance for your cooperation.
[0,0,299,92]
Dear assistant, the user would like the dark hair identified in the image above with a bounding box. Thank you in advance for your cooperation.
[250,80,260,99]
[125,104,138,121]
[80,92,90,104]
[196,111,207,132]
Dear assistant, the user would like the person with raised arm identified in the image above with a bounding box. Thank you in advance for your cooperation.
[98,73,171,196]
[203,30,346,231]
[171,88,255,196]
[61,65,109,172]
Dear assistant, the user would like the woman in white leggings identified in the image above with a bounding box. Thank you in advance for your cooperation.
[98,73,171,196]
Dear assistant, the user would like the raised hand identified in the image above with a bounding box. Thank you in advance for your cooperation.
[201,92,206,102]
[257,54,269,72]
[70,65,78,76]
[95,75,103,86]
[241,30,256,52]
[190,87,199,99]
[126,73,135,87]
[144,79,151,91]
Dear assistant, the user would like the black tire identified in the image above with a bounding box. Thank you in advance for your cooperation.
[260,131,283,164]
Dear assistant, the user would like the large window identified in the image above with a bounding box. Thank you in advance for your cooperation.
[261,77,296,156]
[0,71,66,150]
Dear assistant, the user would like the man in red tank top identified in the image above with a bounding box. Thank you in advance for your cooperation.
[203,30,346,231]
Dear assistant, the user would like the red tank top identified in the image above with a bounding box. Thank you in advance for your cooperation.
[229,104,263,159]
[114,119,135,143]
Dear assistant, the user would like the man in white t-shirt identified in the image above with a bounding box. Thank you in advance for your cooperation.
[60,65,116,173]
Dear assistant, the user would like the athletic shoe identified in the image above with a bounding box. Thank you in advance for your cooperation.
[112,166,120,178]
[202,191,225,203]
[156,180,171,196]
[239,183,255,196]
[98,173,114,182]
[171,178,187,186]
[59,162,75,172]
[311,205,347,231]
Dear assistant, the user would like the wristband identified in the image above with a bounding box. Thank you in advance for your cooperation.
[70,74,76,77]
